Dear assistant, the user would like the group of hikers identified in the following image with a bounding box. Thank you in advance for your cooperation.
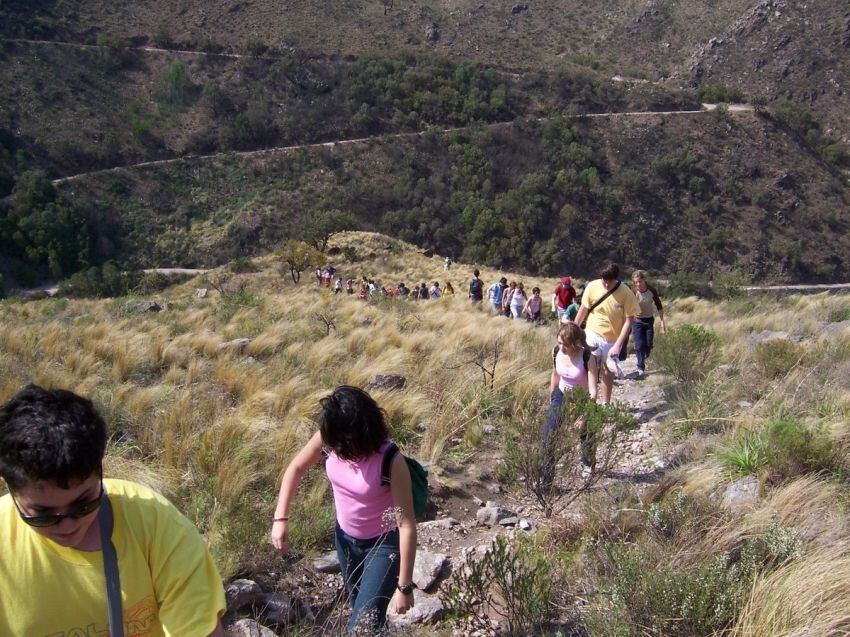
[1,259,666,636]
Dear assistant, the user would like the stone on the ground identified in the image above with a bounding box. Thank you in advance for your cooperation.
[723,475,760,510]
[312,550,340,573]
[133,300,162,313]
[425,23,440,41]
[476,502,515,526]
[225,578,264,612]
[746,330,802,347]
[195,288,208,299]
[483,424,497,435]
[224,619,276,637]
[817,319,850,337]
[261,593,314,626]
[498,517,519,527]
[360,317,373,327]
[387,590,445,627]
[511,3,529,14]
[364,374,406,392]
[420,517,459,530]
[219,338,251,353]
[413,550,448,591]
[519,518,532,531]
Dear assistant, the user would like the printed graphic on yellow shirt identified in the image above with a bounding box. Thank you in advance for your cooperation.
[44,596,158,637]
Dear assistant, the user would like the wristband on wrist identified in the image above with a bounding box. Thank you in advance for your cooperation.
[273,516,289,522]
[397,582,416,595]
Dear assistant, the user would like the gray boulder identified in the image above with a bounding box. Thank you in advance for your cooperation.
[225,578,264,612]
[219,338,251,353]
[364,374,406,392]
[425,23,440,41]
[413,550,448,591]
[312,550,340,573]
[195,288,208,299]
[387,590,445,627]
[476,502,516,526]
[224,619,275,637]
[133,300,162,313]
[723,475,760,511]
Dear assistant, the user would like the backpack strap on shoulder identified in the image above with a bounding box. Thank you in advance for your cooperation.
[380,442,400,486]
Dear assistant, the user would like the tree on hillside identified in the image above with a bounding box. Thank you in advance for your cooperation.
[2,170,91,278]
[277,240,326,283]
[303,208,357,253]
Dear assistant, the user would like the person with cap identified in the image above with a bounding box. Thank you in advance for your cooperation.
[552,277,577,321]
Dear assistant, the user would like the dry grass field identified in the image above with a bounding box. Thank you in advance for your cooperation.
[2,232,850,634]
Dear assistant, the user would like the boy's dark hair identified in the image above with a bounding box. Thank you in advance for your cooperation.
[500,277,507,285]
[599,260,619,281]
[0,385,107,490]
[473,269,480,277]
[318,386,389,461]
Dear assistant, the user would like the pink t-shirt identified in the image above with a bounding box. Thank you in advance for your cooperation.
[555,349,588,392]
[325,441,397,539]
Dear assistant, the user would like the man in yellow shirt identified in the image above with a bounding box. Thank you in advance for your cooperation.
[573,261,640,405]
[0,385,226,637]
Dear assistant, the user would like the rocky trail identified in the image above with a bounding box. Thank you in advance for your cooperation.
[223,355,673,636]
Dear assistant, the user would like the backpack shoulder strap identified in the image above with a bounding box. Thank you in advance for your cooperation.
[587,280,621,314]
[380,442,400,486]
[99,486,125,637]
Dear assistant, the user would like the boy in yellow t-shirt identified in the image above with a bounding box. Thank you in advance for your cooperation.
[0,385,226,637]
[573,261,640,405]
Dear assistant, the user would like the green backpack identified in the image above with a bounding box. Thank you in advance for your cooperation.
[380,442,429,519]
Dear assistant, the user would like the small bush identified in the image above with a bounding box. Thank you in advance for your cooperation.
[713,269,751,299]
[718,432,771,477]
[228,257,258,274]
[653,324,721,384]
[666,271,712,298]
[764,417,836,478]
[587,544,744,637]
[752,339,802,379]
[827,306,850,323]
[443,536,551,636]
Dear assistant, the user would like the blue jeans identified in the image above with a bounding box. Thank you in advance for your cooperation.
[542,388,594,485]
[335,523,400,633]
[632,317,655,371]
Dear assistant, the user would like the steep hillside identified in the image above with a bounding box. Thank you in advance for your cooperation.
[34,110,850,283]
[3,0,848,138]
[0,38,695,179]
[684,0,850,141]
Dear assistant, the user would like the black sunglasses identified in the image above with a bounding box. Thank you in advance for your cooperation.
[11,483,104,528]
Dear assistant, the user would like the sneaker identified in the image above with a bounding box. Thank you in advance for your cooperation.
[635,369,646,380]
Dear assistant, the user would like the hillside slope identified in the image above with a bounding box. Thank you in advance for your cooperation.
[3,0,847,137]
[45,110,850,282]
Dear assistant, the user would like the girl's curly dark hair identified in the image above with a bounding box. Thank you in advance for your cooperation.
[318,386,389,461]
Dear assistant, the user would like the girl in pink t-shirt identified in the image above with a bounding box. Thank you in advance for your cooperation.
[544,323,597,483]
[272,387,417,631]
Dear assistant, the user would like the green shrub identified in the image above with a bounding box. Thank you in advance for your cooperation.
[752,339,802,379]
[587,544,744,637]
[718,432,771,477]
[228,257,258,273]
[443,536,551,636]
[712,269,751,299]
[764,417,836,478]
[666,271,712,298]
[653,324,721,384]
[827,306,850,323]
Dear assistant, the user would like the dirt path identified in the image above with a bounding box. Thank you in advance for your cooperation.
[49,104,752,186]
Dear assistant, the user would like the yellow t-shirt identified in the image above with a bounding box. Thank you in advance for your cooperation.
[581,279,641,342]
[0,479,225,637]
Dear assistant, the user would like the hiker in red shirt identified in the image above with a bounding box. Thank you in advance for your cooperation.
[552,277,577,320]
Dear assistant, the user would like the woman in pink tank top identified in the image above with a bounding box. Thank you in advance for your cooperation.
[543,322,597,485]
[271,386,417,633]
